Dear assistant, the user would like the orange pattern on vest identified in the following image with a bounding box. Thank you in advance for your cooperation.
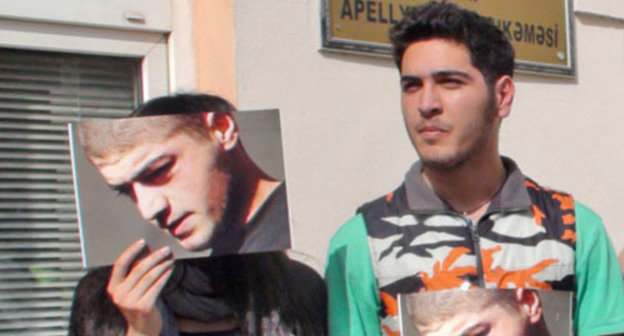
[562,213,575,225]
[525,180,539,190]
[482,246,557,289]
[562,229,577,243]
[532,205,546,226]
[380,291,399,317]
[552,193,574,210]
[419,247,477,291]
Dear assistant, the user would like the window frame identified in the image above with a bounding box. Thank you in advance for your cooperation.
[0,17,170,99]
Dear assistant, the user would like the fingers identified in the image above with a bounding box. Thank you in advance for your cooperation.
[107,240,174,307]
[106,240,175,336]
[139,264,175,308]
[121,266,174,336]
[110,239,147,285]
[124,253,174,304]
[120,245,172,291]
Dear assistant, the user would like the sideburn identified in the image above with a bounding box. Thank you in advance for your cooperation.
[205,149,249,255]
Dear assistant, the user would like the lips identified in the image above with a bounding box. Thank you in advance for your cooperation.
[419,126,444,133]
[167,213,192,238]
[416,121,451,139]
[417,123,450,133]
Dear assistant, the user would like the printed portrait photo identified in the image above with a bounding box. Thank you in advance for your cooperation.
[69,106,292,267]
[399,288,572,336]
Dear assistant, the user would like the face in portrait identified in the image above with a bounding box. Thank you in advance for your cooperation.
[406,289,551,336]
[81,112,236,251]
[73,94,291,266]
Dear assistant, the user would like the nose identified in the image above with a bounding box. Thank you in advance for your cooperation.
[418,84,441,118]
[133,183,169,227]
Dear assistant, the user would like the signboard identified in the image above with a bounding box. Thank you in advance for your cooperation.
[321,0,575,77]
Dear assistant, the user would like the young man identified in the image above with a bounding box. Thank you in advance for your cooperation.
[70,94,326,336]
[325,3,624,336]
[406,289,551,336]
[78,94,290,254]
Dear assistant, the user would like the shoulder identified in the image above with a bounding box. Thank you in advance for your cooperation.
[573,200,620,281]
[356,185,407,216]
[326,214,382,336]
[524,177,574,204]
[328,213,368,253]
[326,213,375,277]
[575,201,602,225]
[572,202,624,335]
[574,201,607,247]
[239,182,290,253]
[574,201,608,269]
[329,185,408,253]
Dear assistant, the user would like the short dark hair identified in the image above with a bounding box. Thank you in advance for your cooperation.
[390,1,514,84]
[132,93,236,117]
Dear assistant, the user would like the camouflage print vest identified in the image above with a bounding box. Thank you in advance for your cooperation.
[358,159,576,335]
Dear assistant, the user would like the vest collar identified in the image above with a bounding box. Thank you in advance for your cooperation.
[404,156,532,213]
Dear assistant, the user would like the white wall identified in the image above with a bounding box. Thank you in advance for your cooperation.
[169,0,198,93]
[0,0,170,32]
[233,1,624,267]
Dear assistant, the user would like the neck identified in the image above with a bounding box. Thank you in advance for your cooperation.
[421,151,505,222]
[225,146,280,225]
[528,319,552,336]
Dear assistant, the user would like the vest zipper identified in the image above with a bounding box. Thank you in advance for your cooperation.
[464,215,486,287]
[417,208,530,289]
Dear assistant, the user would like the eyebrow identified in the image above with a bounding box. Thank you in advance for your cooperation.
[433,70,472,79]
[108,154,169,191]
[457,322,489,336]
[400,75,420,84]
[400,70,473,83]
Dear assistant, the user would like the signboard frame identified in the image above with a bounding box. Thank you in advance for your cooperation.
[320,0,576,77]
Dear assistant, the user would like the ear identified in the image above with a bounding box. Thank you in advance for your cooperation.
[515,288,542,324]
[493,75,515,119]
[202,112,239,151]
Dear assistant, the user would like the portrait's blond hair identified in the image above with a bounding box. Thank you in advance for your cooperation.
[407,289,522,330]
[78,94,236,163]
